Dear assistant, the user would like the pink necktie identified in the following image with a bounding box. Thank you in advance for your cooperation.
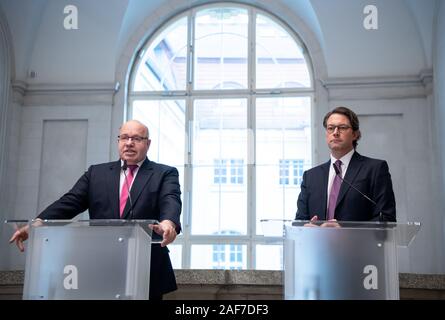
[120,165,138,218]
[327,160,342,220]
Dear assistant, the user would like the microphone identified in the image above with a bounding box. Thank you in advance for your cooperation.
[333,163,383,222]
[122,160,134,220]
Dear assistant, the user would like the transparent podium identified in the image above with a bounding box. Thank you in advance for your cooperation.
[6,219,158,300]
[261,219,420,300]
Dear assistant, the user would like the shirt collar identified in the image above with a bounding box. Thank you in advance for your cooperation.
[120,158,145,169]
[330,149,355,168]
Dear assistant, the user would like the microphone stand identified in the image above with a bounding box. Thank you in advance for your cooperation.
[333,163,383,222]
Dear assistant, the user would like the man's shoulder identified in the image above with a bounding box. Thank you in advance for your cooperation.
[145,160,178,173]
[303,152,389,175]
[87,160,178,172]
[84,161,120,174]
[354,153,388,166]
[90,161,119,169]
[304,161,329,175]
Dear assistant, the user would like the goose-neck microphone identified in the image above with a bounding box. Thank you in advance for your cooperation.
[333,163,383,222]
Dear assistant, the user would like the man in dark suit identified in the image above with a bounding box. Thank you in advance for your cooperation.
[10,120,182,299]
[295,107,396,222]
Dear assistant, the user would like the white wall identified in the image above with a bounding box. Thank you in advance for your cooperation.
[0,2,15,270]
[309,0,429,77]
[327,88,439,273]
[432,0,445,272]
[6,90,114,268]
[0,0,433,84]
[0,0,443,273]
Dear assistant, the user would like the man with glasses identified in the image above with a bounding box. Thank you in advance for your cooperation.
[295,106,396,222]
[10,120,182,299]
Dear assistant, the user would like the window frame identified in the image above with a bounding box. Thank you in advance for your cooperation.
[127,3,315,270]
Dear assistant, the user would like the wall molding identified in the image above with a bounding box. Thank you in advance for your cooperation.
[321,70,433,100]
[11,81,117,106]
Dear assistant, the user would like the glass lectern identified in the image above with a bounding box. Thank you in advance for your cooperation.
[6,219,158,300]
[261,219,420,300]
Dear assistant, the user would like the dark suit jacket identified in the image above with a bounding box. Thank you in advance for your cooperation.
[37,158,182,298]
[295,152,396,222]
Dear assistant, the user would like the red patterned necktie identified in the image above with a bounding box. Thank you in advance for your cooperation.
[120,165,138,218]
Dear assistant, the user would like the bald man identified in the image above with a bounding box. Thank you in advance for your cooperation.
[10,120,182,299]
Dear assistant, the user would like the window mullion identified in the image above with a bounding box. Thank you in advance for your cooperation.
[182,95,193,269]
[248,7,256,93]
[247,7,257,270]
[181,10,195,269]
[247,94,256,270]
[187,11,194,92]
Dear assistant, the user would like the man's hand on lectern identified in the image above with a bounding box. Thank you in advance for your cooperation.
[304,215,340,228]
[150,219,177,247]
[9,225,29,252]
[304,215,321,227]
[9,219,44,252]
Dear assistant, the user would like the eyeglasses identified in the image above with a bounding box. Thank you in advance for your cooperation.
[326,125,352,134]
[118,135,148,143]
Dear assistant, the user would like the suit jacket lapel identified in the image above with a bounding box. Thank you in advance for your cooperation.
[336,152,363,208]
[320,160,330,220]
[108,161,121,219]
[122,158,154,219]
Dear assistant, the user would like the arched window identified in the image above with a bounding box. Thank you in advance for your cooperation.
[128,3,313,269]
